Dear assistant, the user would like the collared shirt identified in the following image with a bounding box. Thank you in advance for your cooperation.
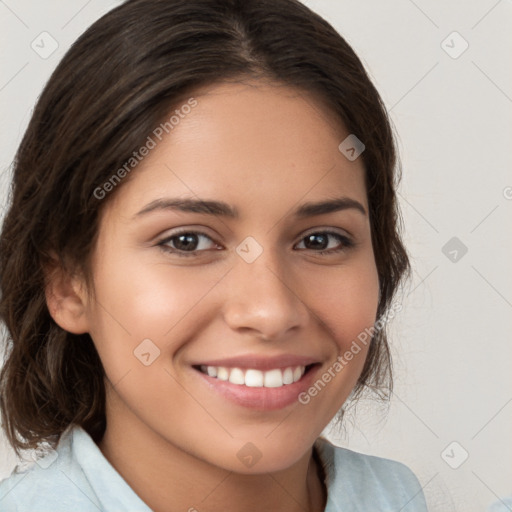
[0,425,428,511]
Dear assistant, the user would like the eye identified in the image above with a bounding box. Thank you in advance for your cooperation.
[295,231,354,254]
[157,229,354,258]
[158,230,221,257]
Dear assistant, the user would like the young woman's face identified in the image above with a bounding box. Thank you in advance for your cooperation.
[83,79,379,473]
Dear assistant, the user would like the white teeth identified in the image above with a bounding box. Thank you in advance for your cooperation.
[217,367,229,381]
[245,369,264,387]
[264,369,283,388]
[228,368,245,385]
[282,367,294,385]
[201,365,307,388]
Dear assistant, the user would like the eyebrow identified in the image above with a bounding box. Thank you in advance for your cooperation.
[133,196,367,219]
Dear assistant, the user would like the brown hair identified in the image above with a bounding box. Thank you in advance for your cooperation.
[0,0,409,456]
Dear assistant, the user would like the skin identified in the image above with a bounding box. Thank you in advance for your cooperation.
[46,79,380,512]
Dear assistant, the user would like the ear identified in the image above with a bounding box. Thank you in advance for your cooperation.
[44,255,90,335]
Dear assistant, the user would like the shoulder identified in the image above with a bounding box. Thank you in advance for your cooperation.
[315,437,428,511]
[0,426,101,512]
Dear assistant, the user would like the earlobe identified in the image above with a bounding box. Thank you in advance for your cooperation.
[44,259,90,335]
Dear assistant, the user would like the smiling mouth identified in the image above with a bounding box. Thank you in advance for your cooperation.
[193,364,316,388]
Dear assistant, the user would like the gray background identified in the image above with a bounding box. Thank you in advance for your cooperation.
[1,1,511,511]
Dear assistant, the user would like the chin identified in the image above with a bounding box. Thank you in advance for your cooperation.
[206,433,317,475]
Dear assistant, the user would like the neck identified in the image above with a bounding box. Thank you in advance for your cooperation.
[97,398,326,512]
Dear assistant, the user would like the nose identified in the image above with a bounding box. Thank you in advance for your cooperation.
[221,249,309,341]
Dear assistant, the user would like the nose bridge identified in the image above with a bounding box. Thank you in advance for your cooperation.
[222,242,308,339]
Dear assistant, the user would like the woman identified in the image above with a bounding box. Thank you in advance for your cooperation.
[0,0,427,510]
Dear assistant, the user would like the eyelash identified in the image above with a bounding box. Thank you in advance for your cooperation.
[157,229,355,258]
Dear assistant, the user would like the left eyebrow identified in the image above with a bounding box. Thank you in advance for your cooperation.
[132,196,367,219]
[294,197,367,218]
[133,198,238,219]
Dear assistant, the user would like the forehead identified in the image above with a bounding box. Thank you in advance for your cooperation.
[107,79,367,219]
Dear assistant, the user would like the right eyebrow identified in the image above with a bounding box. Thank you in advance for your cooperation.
[133,198,239,219]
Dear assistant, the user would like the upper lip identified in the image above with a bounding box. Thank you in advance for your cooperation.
[192,354,320,371]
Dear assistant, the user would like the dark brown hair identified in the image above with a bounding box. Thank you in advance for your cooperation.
[0,0,410,456]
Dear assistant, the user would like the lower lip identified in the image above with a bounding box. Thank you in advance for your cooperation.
[193,365,321,410]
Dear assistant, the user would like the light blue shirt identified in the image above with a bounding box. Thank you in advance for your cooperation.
[486,497,512,512]
[0,424,428,511]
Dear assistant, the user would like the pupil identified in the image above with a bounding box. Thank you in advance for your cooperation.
[175,233,198,251]
[306,233,327,250]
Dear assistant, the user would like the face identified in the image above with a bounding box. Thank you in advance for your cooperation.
[76,80,379,473]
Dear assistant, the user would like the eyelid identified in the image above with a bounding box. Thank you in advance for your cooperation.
[158,228,221,250]
[299,226,351,239]
[157,225,219,242]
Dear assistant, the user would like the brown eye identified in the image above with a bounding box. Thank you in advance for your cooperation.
[158,231,220,257]
[171,233,201,251]
[295,231,353,254]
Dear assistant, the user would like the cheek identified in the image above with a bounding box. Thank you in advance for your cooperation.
[289,256,379,423]
[298,255,380,354]
[84,253,226,421]
[86,248,229,374]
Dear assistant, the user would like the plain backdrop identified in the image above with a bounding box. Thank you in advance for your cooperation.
[1,1,511,511]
